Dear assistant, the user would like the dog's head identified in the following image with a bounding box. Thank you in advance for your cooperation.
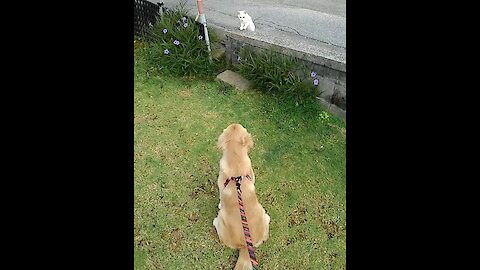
[217,123,254,152]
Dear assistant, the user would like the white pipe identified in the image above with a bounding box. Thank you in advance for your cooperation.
[196,0,212,62]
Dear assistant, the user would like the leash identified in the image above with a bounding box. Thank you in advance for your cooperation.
[224,175,259,270]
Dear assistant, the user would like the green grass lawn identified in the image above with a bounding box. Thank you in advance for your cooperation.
[134,57,346,269]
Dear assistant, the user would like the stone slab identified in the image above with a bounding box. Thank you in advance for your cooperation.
[216,70,252,91]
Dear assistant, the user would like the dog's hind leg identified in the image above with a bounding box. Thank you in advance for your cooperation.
[213,217,220,235]
[263,213,271,242]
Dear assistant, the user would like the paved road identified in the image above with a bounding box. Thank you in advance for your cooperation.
[152,0,345,48]
[147,0,346,64]
[240,0,345,17]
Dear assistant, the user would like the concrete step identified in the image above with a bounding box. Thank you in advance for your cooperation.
[216,70,252,91]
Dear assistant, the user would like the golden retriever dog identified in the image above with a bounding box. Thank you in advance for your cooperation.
[213,123,270,270]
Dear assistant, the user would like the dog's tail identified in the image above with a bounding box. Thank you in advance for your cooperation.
[234,247,253,270]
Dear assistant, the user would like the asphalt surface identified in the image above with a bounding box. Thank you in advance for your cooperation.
[149,0,346,63]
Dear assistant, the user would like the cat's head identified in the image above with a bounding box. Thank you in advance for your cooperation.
[237,10,248,20]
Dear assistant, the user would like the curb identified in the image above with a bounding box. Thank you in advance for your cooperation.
[206,23,346,120]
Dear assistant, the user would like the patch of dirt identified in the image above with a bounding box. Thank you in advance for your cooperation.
[205,123,216,130]
[134,116,146,125]
[209,227,220,244]
[189,184,206,198]
[286,237,296,246]
[327,122,346,138]
[134,114,159,125]
[297,230,307,241]
[134,152,143,163]
[285,229,307,246]
[204,111,219,119]
[325,251,340,269]
[188,212,199,222]
[179,89,193,97]
[135,235,152,248]
[182,76,197,83]
[322,220,339,239]
[288,206,307,227]
[263,192,276,204]
[168,229,182,251]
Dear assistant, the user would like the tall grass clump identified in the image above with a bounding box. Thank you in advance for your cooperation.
[237,47,322,107]
[138,2,220,78]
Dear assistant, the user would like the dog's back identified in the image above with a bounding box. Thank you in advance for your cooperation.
[213,124,270,269]
[218,181,268,248]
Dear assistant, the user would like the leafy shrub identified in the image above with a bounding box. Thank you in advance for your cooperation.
[138,3,220,78]
[237,47,321,106]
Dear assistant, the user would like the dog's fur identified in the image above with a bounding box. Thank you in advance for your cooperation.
[213,124,270,270]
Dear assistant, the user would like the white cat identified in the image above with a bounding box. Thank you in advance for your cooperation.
[237,10,255,31]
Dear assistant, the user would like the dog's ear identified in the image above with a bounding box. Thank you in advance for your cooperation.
[242,132,254,150]
[217,131,226,150]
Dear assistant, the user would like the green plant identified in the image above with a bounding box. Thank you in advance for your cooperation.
[215,81,235,95]
[237,47,321,106]
[138,1,220,78]
[318,110,330,121]
[236,47,329,128]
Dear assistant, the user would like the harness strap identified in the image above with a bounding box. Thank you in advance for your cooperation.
[224,175,258,269]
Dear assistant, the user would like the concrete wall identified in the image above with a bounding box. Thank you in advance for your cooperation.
[220,30,346,120]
